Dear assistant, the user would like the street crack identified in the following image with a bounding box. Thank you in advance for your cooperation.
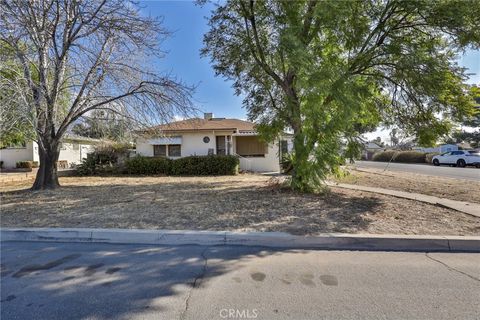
[180,246,209,320]
[425,253,480,282]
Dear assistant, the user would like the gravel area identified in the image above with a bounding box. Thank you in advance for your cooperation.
[1,174,479,236]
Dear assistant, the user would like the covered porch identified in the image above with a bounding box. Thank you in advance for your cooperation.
[214,132,281,172]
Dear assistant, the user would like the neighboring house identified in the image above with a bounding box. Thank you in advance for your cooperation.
[136,113,293,172]
[0,134,98,169]
[456,142,473,150]
[413,144,458,153]
[362,142,383,160]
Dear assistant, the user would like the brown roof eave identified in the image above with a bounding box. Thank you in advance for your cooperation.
[143,128,239,133]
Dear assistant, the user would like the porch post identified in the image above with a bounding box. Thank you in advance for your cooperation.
[226,135,231,155]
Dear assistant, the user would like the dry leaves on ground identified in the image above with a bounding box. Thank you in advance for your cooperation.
[1,174,478,236]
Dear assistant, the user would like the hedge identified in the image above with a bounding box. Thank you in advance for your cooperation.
[124,156,172,175]
[16,161,39,168]
[372,150,397,162]
[392,151,427,163]
[76,143,131,176]
[125,155,239,176]
[372,150,427,163]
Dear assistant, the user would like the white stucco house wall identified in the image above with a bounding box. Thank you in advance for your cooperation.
[0,134,98,169]
[136,114,293,172]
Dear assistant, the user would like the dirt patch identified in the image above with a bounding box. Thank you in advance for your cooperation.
[1,174,479,236]
[337,168,480,204]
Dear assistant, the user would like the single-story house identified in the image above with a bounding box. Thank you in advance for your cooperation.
[136,113,293,172]
[362,142,383,160]
[0,134,98,169]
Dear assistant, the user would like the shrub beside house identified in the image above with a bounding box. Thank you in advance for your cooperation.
[76,143,240,176]
[125,155,239,176]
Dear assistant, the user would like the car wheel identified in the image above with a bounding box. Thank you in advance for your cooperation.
[433,159,440,166]
[457,159,466,168]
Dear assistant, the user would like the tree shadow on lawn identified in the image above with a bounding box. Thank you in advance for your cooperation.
[0,240,311,320]
[1,180,381,234]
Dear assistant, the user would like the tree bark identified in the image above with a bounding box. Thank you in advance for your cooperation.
[290,127,312,191]
[31,141,61,190]
[288,95,312,192]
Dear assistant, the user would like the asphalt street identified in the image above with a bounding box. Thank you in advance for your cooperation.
[353,161,480,181]
[1,241,479,320]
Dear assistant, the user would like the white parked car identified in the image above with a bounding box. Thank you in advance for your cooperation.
[432,150,480,168]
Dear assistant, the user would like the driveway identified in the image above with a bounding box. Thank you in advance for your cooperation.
[354,161,480,181]
[2,241,480,320]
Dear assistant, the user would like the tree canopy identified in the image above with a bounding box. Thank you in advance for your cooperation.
[0,42,35,147]
[444,84,480,148]
[1,0,195,189]
[202,0,480,191]
[71,110,135,142]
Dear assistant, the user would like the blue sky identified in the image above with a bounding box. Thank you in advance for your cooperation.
[141,0,480,120]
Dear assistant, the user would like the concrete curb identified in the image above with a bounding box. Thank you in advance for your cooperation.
[326,182,480,218]
[1,228,479,252]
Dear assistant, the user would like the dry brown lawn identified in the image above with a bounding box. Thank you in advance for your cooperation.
[337,168,480,204]
[1,174,479,236]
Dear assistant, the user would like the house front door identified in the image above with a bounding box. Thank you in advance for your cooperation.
[216,136,226,155]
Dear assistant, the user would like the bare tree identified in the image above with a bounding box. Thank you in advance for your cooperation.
[0,0,195,189]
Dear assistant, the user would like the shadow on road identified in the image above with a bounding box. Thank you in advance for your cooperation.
[1,241,310,319]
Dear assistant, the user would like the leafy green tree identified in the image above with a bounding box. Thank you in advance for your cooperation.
[464,85,480,127]
[444,85,480,148]
[202,0,479,191]
[1,42,72,148]
[0,42,35,147]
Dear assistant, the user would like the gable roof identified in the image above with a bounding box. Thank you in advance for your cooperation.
[152,118,256,133]
[62,134,103,143]
[364,142,383,149]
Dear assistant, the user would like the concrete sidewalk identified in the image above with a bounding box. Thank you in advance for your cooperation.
[327,182,480,218]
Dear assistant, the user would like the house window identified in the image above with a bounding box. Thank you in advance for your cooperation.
[168,144,181,157]
[216,136,226,155]
[72,143,80,151]
[154,145,166,157]
[236,136,267,157]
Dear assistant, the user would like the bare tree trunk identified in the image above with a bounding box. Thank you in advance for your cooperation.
[32,142,60,190]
